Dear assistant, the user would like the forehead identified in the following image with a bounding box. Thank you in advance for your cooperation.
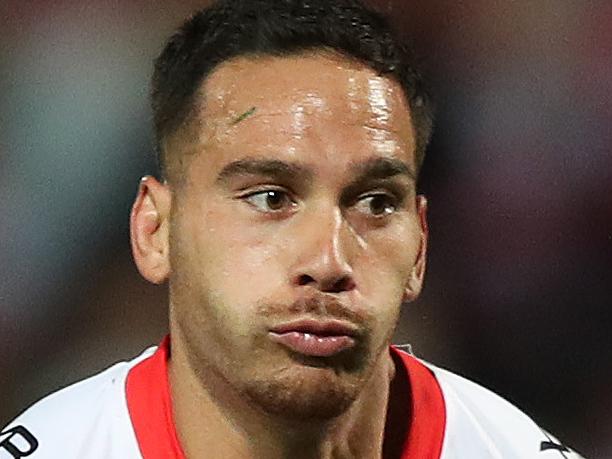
[184,52,416,176]
[202,52,412,129]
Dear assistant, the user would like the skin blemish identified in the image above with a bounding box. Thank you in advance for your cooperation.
[231,106,257,125]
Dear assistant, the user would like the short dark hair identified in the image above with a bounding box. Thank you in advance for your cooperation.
[152,0,434,181]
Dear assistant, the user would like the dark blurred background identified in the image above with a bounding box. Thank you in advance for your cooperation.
[1,1,610,456]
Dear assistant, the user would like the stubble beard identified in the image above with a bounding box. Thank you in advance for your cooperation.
[240,349,375,422]
[234,297,386,422]
[175,281,397,423]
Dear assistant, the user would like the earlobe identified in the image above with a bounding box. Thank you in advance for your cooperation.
[130,176,172,284]
[403,195,428,303]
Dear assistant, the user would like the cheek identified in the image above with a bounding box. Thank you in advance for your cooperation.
[186,208,288,301]
[358,219,421,292]
[170,220,266,348]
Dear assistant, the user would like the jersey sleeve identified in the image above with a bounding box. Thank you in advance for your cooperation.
[426,363,586,458]
[0,360,145,459]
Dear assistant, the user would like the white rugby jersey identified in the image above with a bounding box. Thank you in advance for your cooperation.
[1,336,584,459]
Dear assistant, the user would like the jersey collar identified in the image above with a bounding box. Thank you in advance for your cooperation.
[126,336,445,459]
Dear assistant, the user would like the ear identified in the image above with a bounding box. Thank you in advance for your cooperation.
[130,176,172,284]
[403,195,428,302]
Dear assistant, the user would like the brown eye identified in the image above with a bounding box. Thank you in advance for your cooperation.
[243,189,294,212]
[355,193,397,217]
[264,190,286,210]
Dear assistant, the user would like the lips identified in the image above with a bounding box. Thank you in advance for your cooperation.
[269,319,358,357]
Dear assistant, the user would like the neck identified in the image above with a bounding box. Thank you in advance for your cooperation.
[169,334,396,459]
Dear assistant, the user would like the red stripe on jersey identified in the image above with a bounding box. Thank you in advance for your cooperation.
[125,336,186,459]
[126,337,445,458]
[390,346,446,459]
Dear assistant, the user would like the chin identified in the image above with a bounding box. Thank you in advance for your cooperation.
[243,364,365,421]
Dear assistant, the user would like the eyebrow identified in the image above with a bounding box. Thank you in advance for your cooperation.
[349,157,416,183]
[215,156,415,187]
[215,158,312,184]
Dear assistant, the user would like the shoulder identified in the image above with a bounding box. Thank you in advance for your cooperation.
[0,346,157,459]
[424,358,585,458]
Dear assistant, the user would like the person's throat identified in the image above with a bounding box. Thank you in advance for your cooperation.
[168,334,396,459]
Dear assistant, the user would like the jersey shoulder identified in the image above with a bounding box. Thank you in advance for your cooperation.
[0,346,157,459]
[423,360,585,458]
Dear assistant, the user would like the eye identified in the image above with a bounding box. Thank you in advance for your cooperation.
[242,189,295,213]
[354,193,397,217]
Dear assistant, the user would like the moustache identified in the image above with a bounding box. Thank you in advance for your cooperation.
[257,293,373,332]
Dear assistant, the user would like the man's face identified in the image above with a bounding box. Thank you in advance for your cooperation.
[168,52,427,420]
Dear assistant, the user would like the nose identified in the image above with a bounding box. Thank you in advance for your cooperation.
[290,207,357,294]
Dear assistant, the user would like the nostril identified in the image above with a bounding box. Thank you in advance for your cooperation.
[294,274,355,292]
[297,274,315,286]
[329,276,355,293]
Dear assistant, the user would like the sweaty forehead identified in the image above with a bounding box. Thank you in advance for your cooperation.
[198,52,413,134]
